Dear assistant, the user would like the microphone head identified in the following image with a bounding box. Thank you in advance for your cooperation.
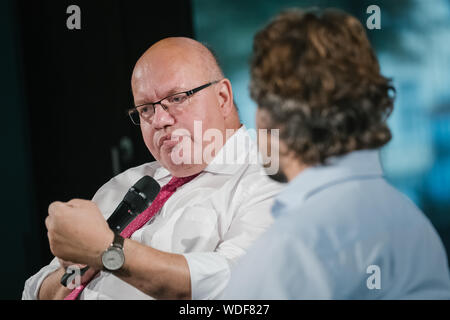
[124,175,161,214]
[133,175,161,201]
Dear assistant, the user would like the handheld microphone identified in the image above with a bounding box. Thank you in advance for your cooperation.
[60,175,161,287]
[106,175,161,233]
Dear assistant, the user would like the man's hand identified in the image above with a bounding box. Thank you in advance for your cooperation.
[45,199,192,299]
[46,199,113,270]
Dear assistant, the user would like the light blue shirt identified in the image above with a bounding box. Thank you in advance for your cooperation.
[223,150,450,299]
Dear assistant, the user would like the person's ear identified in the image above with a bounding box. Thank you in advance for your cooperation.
[216,79,234,117]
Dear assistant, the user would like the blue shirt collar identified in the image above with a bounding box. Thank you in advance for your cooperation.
[272,149,384,218]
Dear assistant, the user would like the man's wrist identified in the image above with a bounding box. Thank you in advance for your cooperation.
[91,230,115,270]
[101,232,125,272]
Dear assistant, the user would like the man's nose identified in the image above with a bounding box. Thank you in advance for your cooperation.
[152,104,175,129]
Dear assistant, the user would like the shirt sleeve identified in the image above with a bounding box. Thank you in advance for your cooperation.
[183,252,231,300]
[183,174,281,300]
[22,258,61,300]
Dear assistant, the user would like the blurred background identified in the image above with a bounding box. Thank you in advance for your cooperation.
[1,0,449,299]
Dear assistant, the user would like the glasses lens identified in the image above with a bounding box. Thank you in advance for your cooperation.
[140,105,155,120]
[165,93,189,106]
[129,110,140,125]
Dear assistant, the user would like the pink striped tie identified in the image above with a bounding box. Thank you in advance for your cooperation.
[64,173,200,300]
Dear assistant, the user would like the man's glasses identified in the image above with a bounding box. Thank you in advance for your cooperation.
[128,80,220,125]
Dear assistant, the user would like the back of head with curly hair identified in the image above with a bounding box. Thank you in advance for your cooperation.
[251,8,395,165]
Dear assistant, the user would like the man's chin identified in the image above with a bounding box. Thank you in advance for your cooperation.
[262,162,288,183]
[265,169,288,183]
[160,156,205,177]
[168,164,205,177]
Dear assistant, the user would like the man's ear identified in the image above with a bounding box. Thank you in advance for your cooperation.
[216,79,234,117]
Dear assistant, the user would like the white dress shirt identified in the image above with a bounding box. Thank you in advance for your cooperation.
[22,126,282,300]
[223,150,450,299]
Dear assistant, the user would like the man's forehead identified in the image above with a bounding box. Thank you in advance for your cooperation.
[132,66,192,103]
[133,83,186,104]
[131,41,211,101]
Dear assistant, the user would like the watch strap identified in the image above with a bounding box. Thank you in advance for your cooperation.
[112,232,124,249]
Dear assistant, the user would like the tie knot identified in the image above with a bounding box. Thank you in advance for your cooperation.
[162,173,201,193]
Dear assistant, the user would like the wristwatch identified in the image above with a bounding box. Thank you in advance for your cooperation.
[101,233,125,271]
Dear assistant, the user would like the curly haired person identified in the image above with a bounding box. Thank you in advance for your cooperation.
[223,8,450,299]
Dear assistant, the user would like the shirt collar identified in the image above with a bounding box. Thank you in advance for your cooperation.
[152,165,171,180]
[272,149,384,218]
[152,125,253,179]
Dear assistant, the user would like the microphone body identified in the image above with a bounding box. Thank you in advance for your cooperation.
[60,175,161,287]
[106,176,160,233]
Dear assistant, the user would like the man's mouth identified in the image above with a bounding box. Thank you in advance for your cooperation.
[158,134,181,149]
[157,135,170,148]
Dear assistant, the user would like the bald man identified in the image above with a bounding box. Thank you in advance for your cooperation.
[22,38,282,300]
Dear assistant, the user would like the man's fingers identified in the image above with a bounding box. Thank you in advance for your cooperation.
[48,199,91,217]
[67,198,91,207]
[45,216,50,229]
[48,201,66,216]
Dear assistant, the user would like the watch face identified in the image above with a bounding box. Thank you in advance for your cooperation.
[102,247,125,271]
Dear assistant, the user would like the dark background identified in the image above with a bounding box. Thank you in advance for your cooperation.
[1,0,193,299]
